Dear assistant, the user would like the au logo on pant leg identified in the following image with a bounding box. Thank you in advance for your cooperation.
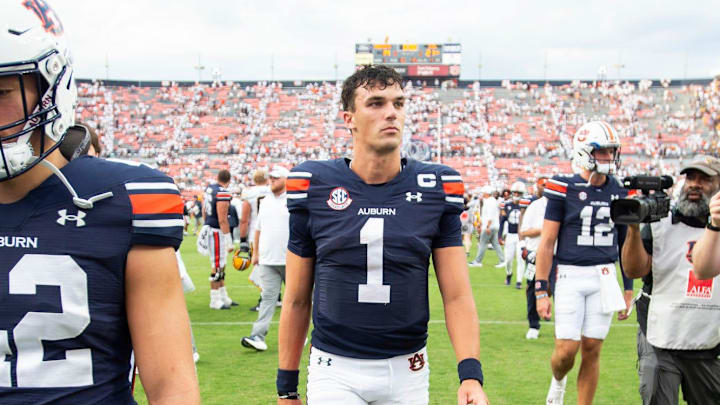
[408,353,425,371]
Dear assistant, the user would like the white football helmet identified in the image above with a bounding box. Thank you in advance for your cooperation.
[510,181,526,194]
[510,181,526,202]
[572,121,621,175]
[0,0,77,181]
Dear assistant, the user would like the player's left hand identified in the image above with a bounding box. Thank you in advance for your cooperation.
[617,289,634,321]
[457,379,489,405]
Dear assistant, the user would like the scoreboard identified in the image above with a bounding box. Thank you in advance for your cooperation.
[355,43,461,78]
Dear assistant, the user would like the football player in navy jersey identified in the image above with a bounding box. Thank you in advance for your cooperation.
[202,169,236,310]
[276,65,488,405]
[499,181,530,289]
[535,121,633,405]
[0,2,199,404]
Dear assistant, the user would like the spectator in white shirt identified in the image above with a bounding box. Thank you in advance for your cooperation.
[469,186,504,267]
[519,177,557,340]
[241,165,290,351]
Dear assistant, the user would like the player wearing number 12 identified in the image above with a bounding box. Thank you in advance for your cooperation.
[0,1,199,404]
[535,121,633,405]
[276,66,488,405]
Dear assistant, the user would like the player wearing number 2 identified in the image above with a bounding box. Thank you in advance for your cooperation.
[535,121,633,405]
[0,2,199,404]
[276,65,488,405]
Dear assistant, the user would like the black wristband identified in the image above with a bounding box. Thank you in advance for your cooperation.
[276,369,299,394]
[278,392,300,400]
[458,358,484,386]
[535,279,549,292]
[707,222,720,232]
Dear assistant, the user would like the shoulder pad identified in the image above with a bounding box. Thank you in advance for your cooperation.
[545,176,569,199]
[286,161,321,205]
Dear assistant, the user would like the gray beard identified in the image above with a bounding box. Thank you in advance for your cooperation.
[676,192,710,218]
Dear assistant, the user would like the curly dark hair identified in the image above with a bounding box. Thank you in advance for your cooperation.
[341,65,404,112]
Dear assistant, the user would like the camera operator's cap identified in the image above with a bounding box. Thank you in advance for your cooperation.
[680,155,720,177]
[481,185,494,195]
[269,165,290,178]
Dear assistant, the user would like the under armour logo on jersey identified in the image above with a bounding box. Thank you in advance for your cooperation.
[408,353,425,371]
[406,192,422,202]
[57,209,86,227]
[317,357,332,366]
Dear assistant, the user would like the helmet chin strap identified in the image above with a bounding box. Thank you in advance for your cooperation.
[38,159,113,209]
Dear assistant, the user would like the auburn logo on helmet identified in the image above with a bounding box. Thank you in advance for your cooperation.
[23,0,64,36]
[576,128,589,142]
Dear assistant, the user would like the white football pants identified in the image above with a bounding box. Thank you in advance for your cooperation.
[307,346,429,404]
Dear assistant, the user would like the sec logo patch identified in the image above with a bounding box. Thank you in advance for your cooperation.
[327,187,352,210]
[578,191,588,201]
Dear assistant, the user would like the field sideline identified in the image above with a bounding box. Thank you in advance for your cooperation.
[134,233,649,404]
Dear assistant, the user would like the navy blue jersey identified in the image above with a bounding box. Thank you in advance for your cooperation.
[203,183,231,229]
[501,201,524,234]
[0,156,183,404]
[544,173,627,266]
[286,158,464,359]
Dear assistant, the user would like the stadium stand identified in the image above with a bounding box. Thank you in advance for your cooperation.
[75,78,720,197]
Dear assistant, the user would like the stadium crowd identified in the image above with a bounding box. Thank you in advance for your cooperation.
[75,78,720,197]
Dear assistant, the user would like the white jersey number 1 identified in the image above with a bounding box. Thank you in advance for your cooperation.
[358,218,391,304]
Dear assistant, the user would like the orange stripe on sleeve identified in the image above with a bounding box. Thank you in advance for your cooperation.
[443,182,464,195]
[287,179,310,192]
[129,194,184,215]
[545,182,567,194]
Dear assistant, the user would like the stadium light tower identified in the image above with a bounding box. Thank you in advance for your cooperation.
[478,52,482,82]
[613,51,624,81]
[613,63,625,81]
[104,53,109,81]
[334,53,338,82]
[270,53,275,82]
[211,67,222,87]
[194,54,205,84]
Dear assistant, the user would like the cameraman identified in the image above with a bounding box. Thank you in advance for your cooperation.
[622,155,720,405]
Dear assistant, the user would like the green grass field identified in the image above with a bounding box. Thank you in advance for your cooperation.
[134,234,648,404]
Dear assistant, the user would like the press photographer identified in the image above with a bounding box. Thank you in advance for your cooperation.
[621,155,720,404]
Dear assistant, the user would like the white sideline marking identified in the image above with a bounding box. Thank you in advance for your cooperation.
[191,320,638,327]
